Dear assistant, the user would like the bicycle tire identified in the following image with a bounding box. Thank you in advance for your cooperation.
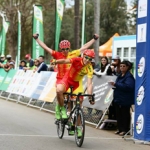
[74,108,85,147]
[56,120,65,139]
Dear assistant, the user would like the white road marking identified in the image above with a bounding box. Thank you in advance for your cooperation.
[0,134,123,139]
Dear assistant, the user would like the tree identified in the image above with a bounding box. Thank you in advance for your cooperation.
[127,0,137,35]
[74,0,80,49]
[0,0,55,60]
[0,0,132,62]
[93,0,100,65]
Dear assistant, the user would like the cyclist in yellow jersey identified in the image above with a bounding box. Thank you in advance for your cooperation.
[52,50,95,110]
[33,33,99,120]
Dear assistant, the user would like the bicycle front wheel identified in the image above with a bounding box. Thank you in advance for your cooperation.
[74,108,85,147]
[56,120,65,139]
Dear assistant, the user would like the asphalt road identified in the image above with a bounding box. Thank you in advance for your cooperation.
[0,99,149,150]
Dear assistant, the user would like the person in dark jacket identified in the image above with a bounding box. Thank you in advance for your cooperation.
[37,55,48,73]
[109,60,135,136]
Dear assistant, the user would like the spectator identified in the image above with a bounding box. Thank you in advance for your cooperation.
[0,54,7,68]
[24,54,34,71]
[3,55,15,70]
[109,60,135,136]
[94,56,112,76]
[36,55,48,73]
[4,62,15,72]
[109,55,121,120]
[33,59,40,72]
[6,55,15,63]
[48,59,58,72]
[111,55,121,76]
[19,60,27,69]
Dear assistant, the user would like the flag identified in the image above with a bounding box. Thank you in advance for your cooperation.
[1,15,9,55]
[0,30,2,54]
[55,0,65,51]
[16,10,21,68]
[32,5,44,59]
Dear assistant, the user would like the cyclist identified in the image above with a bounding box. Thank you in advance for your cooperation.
[52,50,95,137]
[33,33,99,120]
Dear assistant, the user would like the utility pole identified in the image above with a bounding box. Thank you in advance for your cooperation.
[94,0,100,66]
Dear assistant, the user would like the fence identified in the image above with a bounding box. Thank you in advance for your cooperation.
[0,68,116,128]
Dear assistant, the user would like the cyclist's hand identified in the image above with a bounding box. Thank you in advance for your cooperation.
[89,96,95,105]
[33,33,39,39]
[50,59,57,65]
[93,34,99,40]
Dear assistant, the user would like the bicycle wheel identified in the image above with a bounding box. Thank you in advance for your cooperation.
[74,108,85,147]
[56,120,65,139]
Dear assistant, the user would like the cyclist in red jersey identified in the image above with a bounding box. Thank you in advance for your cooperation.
[52,50,95,125]
[33,34,99,120]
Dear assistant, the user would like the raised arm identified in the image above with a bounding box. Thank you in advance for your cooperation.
[80,34,99,53]
[33,33,53,55]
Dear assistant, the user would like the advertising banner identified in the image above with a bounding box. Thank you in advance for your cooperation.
[6,70,26,94]
[1,14,9,55]
[20,71,40,97]
[55,0,65,50]
[83,75,117,111]
[0,69,17,91]
[134,0,150,141]
[0,30,2,54]
[39,72,57,102]
[0,69,7,86]
[16,10,21,68]
[32,5,44,59]
[30,71,52,99]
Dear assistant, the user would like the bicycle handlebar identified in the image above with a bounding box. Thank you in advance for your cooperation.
[63,92,95,102]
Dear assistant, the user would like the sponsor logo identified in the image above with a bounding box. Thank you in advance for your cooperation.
[136,114,144,134]
[136,86,144,105]
[138,57,145,77]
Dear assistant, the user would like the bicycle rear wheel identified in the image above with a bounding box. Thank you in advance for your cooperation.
[56,120,65,139]
[74,108,85,147]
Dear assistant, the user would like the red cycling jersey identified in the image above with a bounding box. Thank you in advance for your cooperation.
[52,50,80,83]
[59,57,93,92]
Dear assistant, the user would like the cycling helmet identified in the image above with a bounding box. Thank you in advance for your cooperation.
[59,40,70,49]
[83,49,95,58]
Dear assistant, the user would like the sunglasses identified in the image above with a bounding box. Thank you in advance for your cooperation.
[61,48,70,51]
[84,56,92,61]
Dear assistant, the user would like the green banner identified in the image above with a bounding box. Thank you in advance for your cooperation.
[0,30,2,54]
[16,11,21,68]
[55,0,65,51]
[1,15,9,55]
[0,69,17,91]
[32,5,44,59]
[0,68,7,87]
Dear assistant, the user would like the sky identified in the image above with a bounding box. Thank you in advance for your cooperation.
[65,0,134,9]
[125,0,133,9]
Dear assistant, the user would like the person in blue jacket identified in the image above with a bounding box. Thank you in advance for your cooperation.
[109,60,135,136]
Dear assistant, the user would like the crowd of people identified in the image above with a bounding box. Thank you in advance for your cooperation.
[0,53,48,73]
[0,54,15,72]
[0,33,135,137]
